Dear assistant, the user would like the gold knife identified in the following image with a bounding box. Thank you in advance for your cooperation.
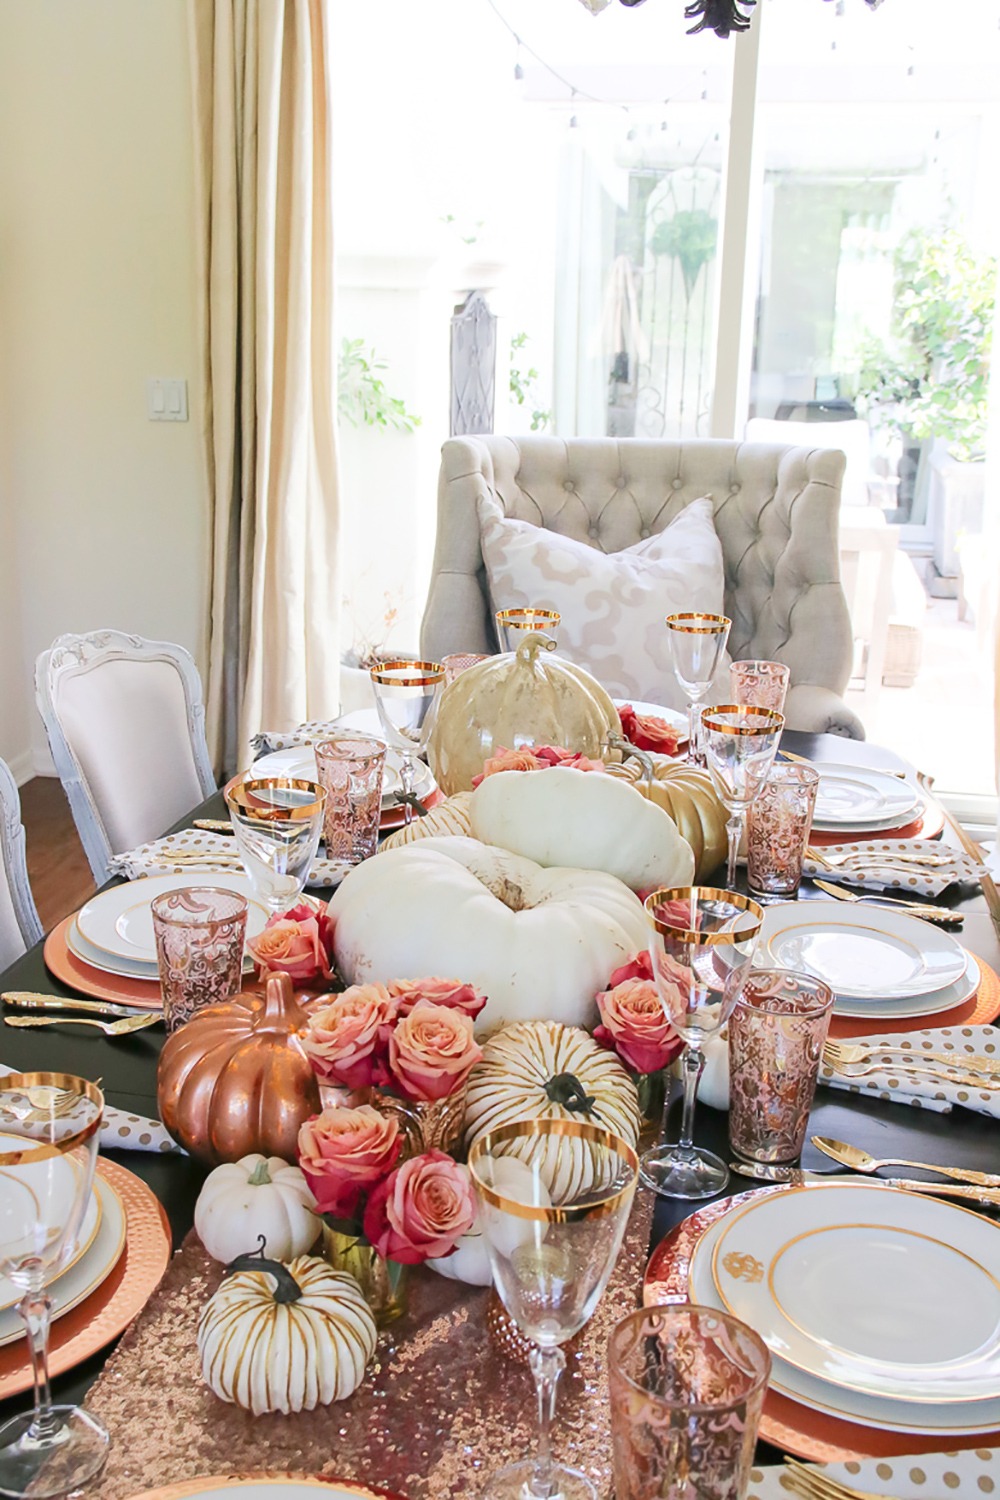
[728,1160,1000,1208]
[811,1135,1000,1190]
[191,819,235,833]
[1,991,149,1019]
[811,878,963,927]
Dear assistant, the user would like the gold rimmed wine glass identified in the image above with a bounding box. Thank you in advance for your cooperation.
[701,704,785,889]
[225,777,326,915]
[496,608,561,654]
[664,613,731,764]
[0,1073,108,1498]
[369,659,445,824]
[642,887,762,1200]
[469,1118,639,1500]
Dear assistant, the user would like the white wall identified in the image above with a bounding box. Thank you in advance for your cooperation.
[0,0,208,778]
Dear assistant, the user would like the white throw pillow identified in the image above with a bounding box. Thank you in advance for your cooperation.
[478,494,730,708]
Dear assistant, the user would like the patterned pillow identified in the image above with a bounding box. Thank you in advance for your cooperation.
[478,495,730,708]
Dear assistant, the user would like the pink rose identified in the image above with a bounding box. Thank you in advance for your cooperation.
[534,745,605,772]
[606,950,654,988]
[617,705,681,756]
[594,978,684,1075]
[363,1150,476,1264]
[297,1105,401,1219]
[299,983,397,1090]
[387,1003,483,1102]
[248,902,336,983]
[388,977,487,1023]
[472,747,544,787]
[649,951,694,1032]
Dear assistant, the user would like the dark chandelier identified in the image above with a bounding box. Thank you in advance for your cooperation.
[615,0,885,38]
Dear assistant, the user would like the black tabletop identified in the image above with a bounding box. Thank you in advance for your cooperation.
[2,731,998,1444]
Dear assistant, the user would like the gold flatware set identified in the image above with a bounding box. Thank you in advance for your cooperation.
[2,991,161,1036]
[4,1012,159,1037]
[822,1038,998,1090]
[810,877,963,927]
[824,1036,1000,1075]
[782,1457,881,1500]
[730,1158,1000,1208]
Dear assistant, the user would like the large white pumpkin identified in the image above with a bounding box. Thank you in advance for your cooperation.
[464,1020,641,1201]
[329,836,650,1033]
[470,767,695,893]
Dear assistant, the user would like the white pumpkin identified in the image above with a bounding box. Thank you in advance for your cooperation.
[464,1020,641,1201]
[379,791,473,852]
[470,766,695,894]
[198,1254,376,1415]
[330,836,650,1033]
[426,1157,550,1286]
[194,1155,320,1264]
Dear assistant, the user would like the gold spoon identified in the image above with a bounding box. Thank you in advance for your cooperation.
[811,1135,1000,1189]
[3,1013,159,1038]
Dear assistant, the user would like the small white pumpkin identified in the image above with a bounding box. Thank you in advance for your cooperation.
[464,1020,641,1201]
[194,1154,319,1264]
[330,836,650,1033]
[470,767,695,893]
[426,1156,550,1286]
[198,1254,376,1415]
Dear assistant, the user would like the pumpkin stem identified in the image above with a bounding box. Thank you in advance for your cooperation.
[544,1072,599,1118]
[223,1238,304,1303]
[515,634,556,667]
[247,1159,272,1187]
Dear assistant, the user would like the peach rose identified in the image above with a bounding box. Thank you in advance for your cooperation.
[248,903,335,983]
[534,745,605,772]
[617,704,681,756]
[387,1003,483,1102]
[387,977,487,1023]
[605,950,654,988]
[299,983,397,1090]
[594,978,684,1075]
[471,747,544,787]
[297,1105,401,1219]
[363,1150,476,1264]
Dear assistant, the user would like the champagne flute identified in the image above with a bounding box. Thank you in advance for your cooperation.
[495,608,560,654]
[0,1073,108,1497]
[664,613,731,764]
[641,887,762,1200]
[469,1118,638,1500]
[370,660,445,824]
[701,705,784,889]
[226,777,326,915]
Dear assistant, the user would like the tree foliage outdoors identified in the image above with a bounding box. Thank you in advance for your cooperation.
[337,338,420,433]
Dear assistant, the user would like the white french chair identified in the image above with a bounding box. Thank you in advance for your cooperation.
[35,630,217,885]
[0,758,44,971]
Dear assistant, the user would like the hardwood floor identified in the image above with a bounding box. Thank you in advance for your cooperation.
[20,776,96,931]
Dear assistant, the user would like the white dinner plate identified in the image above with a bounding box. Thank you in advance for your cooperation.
[249,745,435,808]
[759,901,967,1001]
[0,1144,102,1314]
[711,1182,1000,1404]
[688,1188,1000,1435]
[829,949,980,1021]
[811,802,928,834]
[122,1477,410,1500]
[68,918,158,978]
[0,1171,126,1348]
[77,874,270,967]
[808,763,919,827]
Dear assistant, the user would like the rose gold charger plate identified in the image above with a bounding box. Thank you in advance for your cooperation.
[44,916,163,1008]
[122,1477,410,1500]
[828,954,1000,1039]
[0,1156,172,1399]
[808,801,945,846]
[643,1185,1000,1462]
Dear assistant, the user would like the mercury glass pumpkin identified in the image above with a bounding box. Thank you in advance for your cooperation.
[425,635,620,795]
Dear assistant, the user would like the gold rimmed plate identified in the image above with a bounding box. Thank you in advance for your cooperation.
[76,874,269,967]
[122,1476,412,1500]
[0,1138,102,1315]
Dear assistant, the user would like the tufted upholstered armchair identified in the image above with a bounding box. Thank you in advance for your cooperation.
[420,435,865,739]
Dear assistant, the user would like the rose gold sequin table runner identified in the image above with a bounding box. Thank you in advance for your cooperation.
[84,1191,655,1500]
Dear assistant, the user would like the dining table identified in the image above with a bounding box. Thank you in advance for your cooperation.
[1,726,998,1477]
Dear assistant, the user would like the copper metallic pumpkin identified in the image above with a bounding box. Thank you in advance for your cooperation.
[157,972,320,1165]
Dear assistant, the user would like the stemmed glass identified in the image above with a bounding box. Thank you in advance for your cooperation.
[664,613,731,764]
[701,705,785,889]
[226,777,326,915]
[495,609,561,654]
[469,1118,638,1500]
[641,887,762,1200]
[370,660,445,824]
[0,1073,108,1498]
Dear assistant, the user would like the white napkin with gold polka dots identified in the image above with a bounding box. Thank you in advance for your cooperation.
[108,830,350,888]
[250,720,343,756]
[802,839,981,897]
[819,1025,1000,1116]
[0,1064,181,1152]
[748,1448,997,1499]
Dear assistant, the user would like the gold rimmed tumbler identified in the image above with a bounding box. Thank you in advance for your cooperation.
[370,660,445,825]
[0,1074,108,1497]
[642,887,762,1200]
[701,705,785,889]
[729,658,790,715]
[226,777,326,916]
[664,613,731,764]
[496,608,561,654]
[469,1118,639,1500]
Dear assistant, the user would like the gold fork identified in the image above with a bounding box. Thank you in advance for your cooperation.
[807,845,956,870]
[825,1037,1000,1077]
[3,1014,159,1038]
[822,1053,1000,1090]
[782,1457,883,1500]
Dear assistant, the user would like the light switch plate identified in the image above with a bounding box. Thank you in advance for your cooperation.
[146,378,188,422]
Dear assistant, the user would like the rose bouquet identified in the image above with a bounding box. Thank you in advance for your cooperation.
[248,901,336,987]
[471,744,605,786]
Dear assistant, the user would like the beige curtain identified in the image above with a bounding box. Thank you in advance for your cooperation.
[189,0,339,772]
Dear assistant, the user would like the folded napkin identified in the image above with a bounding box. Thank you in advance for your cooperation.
[0,1064,181,1152]
[108,831,351,889]
[748,1449,997,1500]
[819,1023,1000,1116]
[802,838,982,897]
[250,719,343,757]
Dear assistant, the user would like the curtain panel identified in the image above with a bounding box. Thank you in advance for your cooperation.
[188,0,340,772]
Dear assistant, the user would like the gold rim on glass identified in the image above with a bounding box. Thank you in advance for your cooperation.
[369,659,445,687]
[701,705,785,737]
[468,1118,638,1223]
[226,778,326,819]
[644,886,764,944]
[496,608,561,630]
[0,1074,104,1168]
[664,612,732,634]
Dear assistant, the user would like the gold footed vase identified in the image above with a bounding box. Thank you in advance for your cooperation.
[367,1085,467,1159]
[321,1224,408,1327]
